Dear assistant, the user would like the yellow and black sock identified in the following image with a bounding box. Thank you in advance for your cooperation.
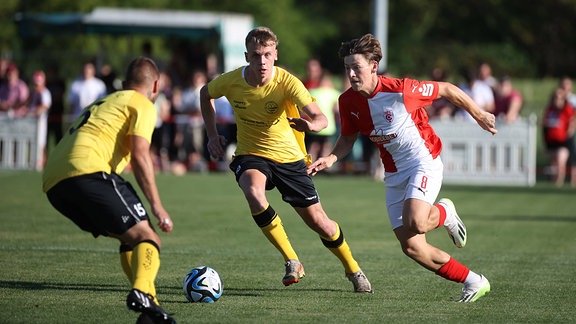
[253,204,298,262]
[321,224,360,274]
[132,240,161,305]
[119,243,134,285]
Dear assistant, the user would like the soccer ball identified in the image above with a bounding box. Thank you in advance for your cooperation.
[183,266,223,303]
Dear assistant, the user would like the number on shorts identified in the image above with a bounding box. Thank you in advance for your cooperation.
[133,203,146,216]
[420,175,428,189]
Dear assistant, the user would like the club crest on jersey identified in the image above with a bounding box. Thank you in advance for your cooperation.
[265,101,279,114]
[384,108,394,123]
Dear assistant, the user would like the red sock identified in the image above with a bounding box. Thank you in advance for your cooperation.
[436,203,447,228]
[435,257,470,283]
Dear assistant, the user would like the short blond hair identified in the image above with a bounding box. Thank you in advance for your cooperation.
[245,26,279,48]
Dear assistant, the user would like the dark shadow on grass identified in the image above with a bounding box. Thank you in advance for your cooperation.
[0,280,126,292]
[160,285,346,303]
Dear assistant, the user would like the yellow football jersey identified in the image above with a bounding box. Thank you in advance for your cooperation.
[42,90,156,192]
[208,66,313,164]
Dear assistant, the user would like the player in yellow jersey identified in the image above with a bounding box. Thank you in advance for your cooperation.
[200,26,372,293]
[42,57,176,323]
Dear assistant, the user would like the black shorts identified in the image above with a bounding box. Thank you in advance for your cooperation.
[46,172,151,238]
[229,155,320,208]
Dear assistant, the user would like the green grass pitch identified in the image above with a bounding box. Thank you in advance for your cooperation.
[1,170,575,323]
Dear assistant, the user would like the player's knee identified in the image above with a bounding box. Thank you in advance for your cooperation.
[403,218,427,234]
[122,222,161,248]
[401,244,420,260]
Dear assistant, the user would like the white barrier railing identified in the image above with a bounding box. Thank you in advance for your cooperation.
[430,115,537,187]
[0,114,41,170]
[0,113,539,186]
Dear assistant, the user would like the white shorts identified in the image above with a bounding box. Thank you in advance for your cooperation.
[384,156,443,230]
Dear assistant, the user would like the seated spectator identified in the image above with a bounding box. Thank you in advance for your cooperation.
[494,75,523,124]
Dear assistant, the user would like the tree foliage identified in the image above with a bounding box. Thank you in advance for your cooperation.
[1,0,575,81]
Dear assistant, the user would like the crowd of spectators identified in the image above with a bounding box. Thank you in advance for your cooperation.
[1,53,575,186]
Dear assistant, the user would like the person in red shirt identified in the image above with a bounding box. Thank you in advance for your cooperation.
[542,88,576,187]
[308,34,497,302]
[494,75,523,124]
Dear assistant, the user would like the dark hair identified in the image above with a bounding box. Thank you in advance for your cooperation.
[125,56,159,88]
[245,26,279,48]
[338,34,382,63]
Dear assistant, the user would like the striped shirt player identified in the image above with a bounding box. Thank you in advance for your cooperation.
[308,33,498,302]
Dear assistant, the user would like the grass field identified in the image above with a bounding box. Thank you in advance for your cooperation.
[1,170,575,323]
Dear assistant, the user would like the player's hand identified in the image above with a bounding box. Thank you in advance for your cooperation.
[477,111,498,135]
[158,216,174,233]
[307,155,337,176]
[153,206,173,233]
[207,135,227,159]
[287,117,312,132]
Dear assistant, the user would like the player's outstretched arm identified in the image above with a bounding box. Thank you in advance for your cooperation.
[437,81,498,135]
[200,85,227,159]
[291,102,328,133]
[130,135,173,233]
[307,134,357,176]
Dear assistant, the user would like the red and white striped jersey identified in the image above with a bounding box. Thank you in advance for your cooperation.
[339,76,441,173]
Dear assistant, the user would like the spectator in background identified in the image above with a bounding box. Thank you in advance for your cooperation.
[26,71,52,170]
[0,63,29,117]
[211,96,236,171]
[477,62,498,90]
[494,75,523,124]
[0,58,10,88]
[67,61,107,121]
[542,88,575,187]
[98,63,119,94]
[45,64,66,145]
[426,67,455,120]
[302,58,323,90]
[306,72,340,162]
[559,76,576,183]
[455,67,494,122]
[176,69,207,171]
[151,71,173,173]
[559,76,576,108]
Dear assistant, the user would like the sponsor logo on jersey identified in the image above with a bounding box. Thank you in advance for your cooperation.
[265,101,279,114]
[233,100,247,109]
[369,128,397,144]
[412,82,435,97]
